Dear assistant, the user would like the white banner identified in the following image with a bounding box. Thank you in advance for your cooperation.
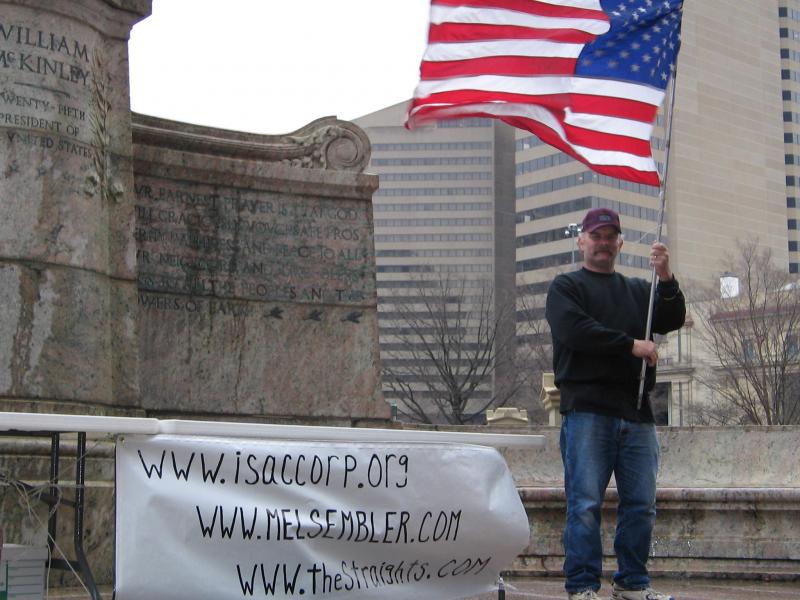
[115,435,529,600]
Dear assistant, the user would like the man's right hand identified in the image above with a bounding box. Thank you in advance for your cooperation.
[632,339,658,366]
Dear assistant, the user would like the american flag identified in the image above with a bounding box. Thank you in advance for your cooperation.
[406,0,683,186]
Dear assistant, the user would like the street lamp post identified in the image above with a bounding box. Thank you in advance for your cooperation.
[564,223,581,266]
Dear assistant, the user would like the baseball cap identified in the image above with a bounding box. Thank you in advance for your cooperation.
[581,208,621,234]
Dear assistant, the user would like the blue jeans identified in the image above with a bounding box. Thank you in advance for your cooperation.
[560,411,659,593]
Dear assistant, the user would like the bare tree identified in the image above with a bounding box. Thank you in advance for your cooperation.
[693,240,800,425]
[380,276,537,424]
[688,394,747,427]
[514,290,554,422]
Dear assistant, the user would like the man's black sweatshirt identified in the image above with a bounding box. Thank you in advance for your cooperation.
[545,268,686,422]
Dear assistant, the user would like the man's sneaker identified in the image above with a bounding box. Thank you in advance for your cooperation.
[568,590,601,600]
[611,583,674,600]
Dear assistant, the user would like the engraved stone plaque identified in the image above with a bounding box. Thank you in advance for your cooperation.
[134,179,374,306]
[133,115,388,421]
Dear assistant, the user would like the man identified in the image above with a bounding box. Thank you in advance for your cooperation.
[545,208,686,600]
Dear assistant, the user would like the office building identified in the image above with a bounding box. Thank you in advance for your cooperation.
[355,102,519,423]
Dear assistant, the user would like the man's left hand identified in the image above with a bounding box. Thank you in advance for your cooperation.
[650,242,672,282]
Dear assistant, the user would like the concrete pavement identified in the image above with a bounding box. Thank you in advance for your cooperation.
[468,577,800,600]
[49,576,799,599]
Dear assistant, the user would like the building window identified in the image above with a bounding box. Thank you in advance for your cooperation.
[376,248,493,258]
[374,187,493,197]
[779,6,800,21]
[650,382,671,425]
[372,141,492,152]
[372,156,492,166]
[373,202,493,212]
[780,28,800,40]
[379,172,492,182]
[516,135,545,151]
[784,112,800,126]
[783,111,800,124]
[516,252,573,272]
[790,241,798,252]
[374,217,493,227]
[375,233,493,243]
[792,263,799,274]
[437,118,492,128]
[516,152,575,174]
[516,170,659,200]
[789,219,798,230]
[377,264,492,274]
[616,253,652,269]
[516,196,661,224]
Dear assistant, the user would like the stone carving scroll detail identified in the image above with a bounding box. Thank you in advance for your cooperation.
[131,115,372,173]
[283,121,370,171]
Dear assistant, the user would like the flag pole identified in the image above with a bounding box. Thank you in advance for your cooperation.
[637,69,679,410]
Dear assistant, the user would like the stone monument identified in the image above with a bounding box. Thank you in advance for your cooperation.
[0,0,389,424]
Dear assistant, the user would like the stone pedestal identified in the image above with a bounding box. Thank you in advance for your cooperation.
[486,407,529,426]
[540,372,561,426]
[0,0,152,413]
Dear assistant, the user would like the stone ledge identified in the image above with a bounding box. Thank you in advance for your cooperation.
[517,485,800,576]
[505,562,800,582]
[520,486,800,510]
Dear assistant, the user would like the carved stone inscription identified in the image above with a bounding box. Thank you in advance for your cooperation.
[134,177,375,307]
[0,16,95,160]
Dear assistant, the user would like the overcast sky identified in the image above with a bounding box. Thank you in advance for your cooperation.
[128,0,430,135]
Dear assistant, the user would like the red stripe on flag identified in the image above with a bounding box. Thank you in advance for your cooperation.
[501,115,659,185]
[409,90,571,118]
[428,22,598,44]
[431,0,609,21]
[570,95,658,123]
[562,123,653,156]
[420,57,577,78]
[410,90,657,124]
